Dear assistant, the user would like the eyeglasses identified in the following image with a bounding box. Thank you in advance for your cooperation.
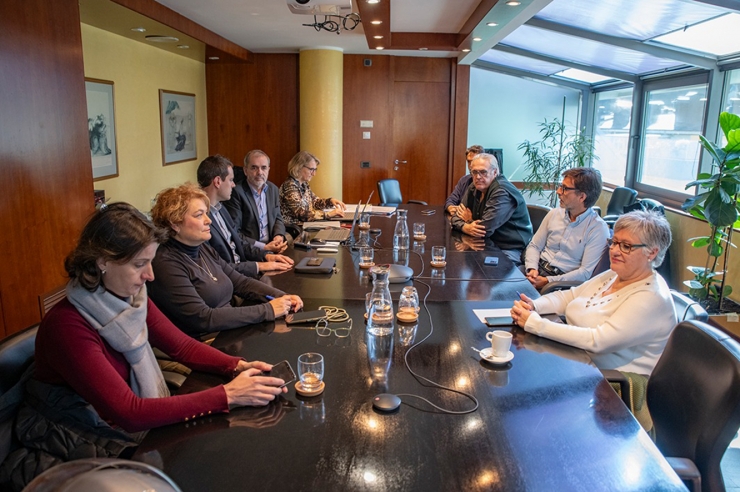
[303,165,318,174]
[471,169,490,178]
[557,183,578,192]
[607,238,647,254]
[315,318,352,338]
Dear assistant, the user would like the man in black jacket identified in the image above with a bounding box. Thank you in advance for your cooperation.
[197,155,293,276]
[225,150,289,253]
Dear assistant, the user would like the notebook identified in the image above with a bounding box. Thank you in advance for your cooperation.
[312,198,362,243]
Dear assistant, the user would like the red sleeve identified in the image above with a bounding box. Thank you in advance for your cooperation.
[145,299,241,377]
[35,300,234,433]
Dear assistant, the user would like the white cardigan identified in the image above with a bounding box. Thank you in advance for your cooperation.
[525,270,677,374]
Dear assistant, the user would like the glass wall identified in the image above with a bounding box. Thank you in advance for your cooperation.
[591,87,633,186]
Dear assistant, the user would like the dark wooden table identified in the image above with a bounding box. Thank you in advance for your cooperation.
[133,206,684,491]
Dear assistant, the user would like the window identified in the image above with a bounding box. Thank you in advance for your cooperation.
[636,75,708,196]
[592,87,633,187]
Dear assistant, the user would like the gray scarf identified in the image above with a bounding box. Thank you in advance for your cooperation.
[66,282,170,399]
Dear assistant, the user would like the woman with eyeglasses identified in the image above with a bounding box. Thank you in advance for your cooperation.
[278,151,346,229]
[511,210,676,374]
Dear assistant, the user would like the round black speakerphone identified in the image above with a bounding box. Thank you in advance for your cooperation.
[372,393,401,412]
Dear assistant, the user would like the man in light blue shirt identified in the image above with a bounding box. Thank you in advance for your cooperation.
[524,167,609,290]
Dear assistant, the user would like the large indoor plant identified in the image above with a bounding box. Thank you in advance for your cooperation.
[682,111,740,311]
[518,99,596,207]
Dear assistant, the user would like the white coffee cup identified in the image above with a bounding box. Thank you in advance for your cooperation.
[485,330,513,357]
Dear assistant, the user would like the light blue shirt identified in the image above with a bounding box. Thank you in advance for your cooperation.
[249,183,269,248]
[525,207,609,282]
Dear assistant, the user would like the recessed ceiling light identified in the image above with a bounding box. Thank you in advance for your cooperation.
[177,45,189,49]
[419,47,428,51]
[506,0,521,5]
[131,27,146,33]
[367,0,380,3]
[473,37,482,42]
[371,20,382,25]
[209,56,220,60]
[145,35,179,43]
[376,46,384,50]
[462,48,471,52]
[486,22,498,27]
[373,35,383,39]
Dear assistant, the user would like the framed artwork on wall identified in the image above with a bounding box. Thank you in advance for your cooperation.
[159,89,197,165]
[85,78,119,180]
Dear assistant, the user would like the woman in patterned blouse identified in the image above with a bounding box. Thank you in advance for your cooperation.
[278,151,346,227]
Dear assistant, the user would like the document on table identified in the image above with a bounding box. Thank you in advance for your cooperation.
[344,204,373,214]
[473,308,512,324]
[302,221,342,230]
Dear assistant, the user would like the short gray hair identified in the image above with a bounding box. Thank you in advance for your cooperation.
[614,210,672,268]
[472,153,499,173]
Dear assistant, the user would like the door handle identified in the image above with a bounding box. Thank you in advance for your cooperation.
[394,160,408,165]
[394,166,399,171]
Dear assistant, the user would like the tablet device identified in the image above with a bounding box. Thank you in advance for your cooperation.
[485,316,515,327]
[295,257,336,274]
[262,360,297,388]
[285,309,328,325]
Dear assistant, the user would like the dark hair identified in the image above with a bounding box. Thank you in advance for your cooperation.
[562,167,603,208]
[65,203,169,291]
[466,145,484,156]
[197,155,233,188]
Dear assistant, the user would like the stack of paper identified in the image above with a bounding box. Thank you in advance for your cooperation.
[302,221,342,231]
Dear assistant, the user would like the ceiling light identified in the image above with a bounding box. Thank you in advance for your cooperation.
[371,20,382,25]
[462,48,471,52]
[373,35,383,39]
[473,37,482,42]
[506,0,521,5]
[419,47,428,51]
[131,27,146,33]
[209,56,220,60]
[376,46,384,50]
[145,35,179,43]
[177,45,189,49]
[486,22,498,27]
[367,0,380,3]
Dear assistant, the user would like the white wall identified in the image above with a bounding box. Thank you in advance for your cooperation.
[468,67,582,182]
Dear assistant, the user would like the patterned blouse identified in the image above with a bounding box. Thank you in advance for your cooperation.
[279,177,332,226]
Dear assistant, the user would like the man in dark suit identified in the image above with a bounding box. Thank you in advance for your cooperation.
[224,150,288,253]
[197,155,293,276]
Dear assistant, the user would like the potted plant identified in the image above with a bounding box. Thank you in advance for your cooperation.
[682,111,740,312]
[518,98,596,207]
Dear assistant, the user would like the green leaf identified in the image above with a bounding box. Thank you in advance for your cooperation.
[704,189,739,226]
[690,237,710,247]
[708,240,724,256]
[685,280,704,289]
[720,112,740,138]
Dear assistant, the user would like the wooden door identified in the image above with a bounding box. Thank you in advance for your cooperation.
[391,80,451,205]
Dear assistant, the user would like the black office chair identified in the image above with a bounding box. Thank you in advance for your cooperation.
[526,204,551,235]
[0,324,38,465]
[602,186,638,228]
[647,320,740,492]
[377,179,427,207]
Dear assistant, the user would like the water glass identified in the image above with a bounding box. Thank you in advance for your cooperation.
[431,245,446,266]
[359,212,371,230]
[360,247,374,268]
[398,286,420,315]
[297,353,324,390]
[413,222,426,240]
[367,298,394,336]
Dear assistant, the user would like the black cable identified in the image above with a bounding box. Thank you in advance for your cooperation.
[302,13,361,34]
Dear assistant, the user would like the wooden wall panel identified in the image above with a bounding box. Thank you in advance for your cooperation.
[206,54,299,185]
[0,0,93,336]
[393,57,451,84]
[342,55,393,203]
[451,64,471,189]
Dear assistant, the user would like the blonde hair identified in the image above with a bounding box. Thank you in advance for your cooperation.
[287,151,320,179]
[151,183,210,237]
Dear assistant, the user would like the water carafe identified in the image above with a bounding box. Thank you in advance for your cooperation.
[366,265,394,335]
[393,209,410,250]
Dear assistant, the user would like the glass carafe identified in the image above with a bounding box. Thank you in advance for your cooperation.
[393,209,410,251]
[367,265,394,335]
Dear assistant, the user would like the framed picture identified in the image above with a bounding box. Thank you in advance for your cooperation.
[85,79,118,180]
[159,90,197,165]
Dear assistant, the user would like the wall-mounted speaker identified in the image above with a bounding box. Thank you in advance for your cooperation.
[363,59,372,67]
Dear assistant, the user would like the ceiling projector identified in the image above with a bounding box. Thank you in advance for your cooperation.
[286,0,353,16]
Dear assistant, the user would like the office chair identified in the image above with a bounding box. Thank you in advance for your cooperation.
[602,186,638,228]
[377,179,427,207]
[526,204,551,235]
[646,320,740,492]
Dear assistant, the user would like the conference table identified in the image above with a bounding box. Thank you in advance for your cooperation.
[133,205,684,491]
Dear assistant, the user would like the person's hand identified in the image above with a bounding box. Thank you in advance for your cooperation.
[223,367,287,408]
[327,208,344,218]
[456,204,473,222]
[454,239,469,252]
[264,238,288,254]
[268,297,293,318]
[446,205,459,215]
[330,198,346,211]
[266,253,294,266]
[516,292,535,310]
[257,261,292,273]
[510,296,535,328]
[461,235,485,251]
[525,270,549,290]
[462,220,487,238]
[285,295,303,312]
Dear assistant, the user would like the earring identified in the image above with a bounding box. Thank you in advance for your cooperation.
[101,270,107,275]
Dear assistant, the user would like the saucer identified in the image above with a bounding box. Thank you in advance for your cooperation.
[479,348,514,365]
[430,260,447,268]
[359,261,375,269]
[295,380,325,397]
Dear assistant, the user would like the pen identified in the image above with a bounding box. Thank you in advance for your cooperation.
[515,291,523,300]
[265,295,275,301]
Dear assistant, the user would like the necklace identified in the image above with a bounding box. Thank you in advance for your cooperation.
[186,253,218,282]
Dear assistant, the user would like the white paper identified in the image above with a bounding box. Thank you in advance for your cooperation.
[302,221,342,230]
[345,204,373,214]
[371,205,397,215]
[473,308,512,324]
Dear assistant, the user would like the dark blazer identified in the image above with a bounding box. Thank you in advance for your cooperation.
[207,206,264,277]
[224,167,286,245]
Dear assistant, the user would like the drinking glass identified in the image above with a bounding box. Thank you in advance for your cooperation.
[413,222,426,240]
[431,246,446,266]
[398,286,420,317]
[297,353,324,390]
[359,212,371,230]
[360,247,374,268]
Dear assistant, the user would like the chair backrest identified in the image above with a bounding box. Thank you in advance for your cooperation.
[377,179,403,206]
[647,320,740,492]
[526,204,551,234]
[605,186,638,216]
[591,242,611,277]
[671,291,709,322]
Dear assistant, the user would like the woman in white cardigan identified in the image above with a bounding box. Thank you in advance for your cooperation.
[511,210,676,375]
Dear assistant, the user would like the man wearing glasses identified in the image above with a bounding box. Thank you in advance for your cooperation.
[225,149,289,253]
[450,153,532,265]
[524,167,609,290]
[445,144,484,215]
